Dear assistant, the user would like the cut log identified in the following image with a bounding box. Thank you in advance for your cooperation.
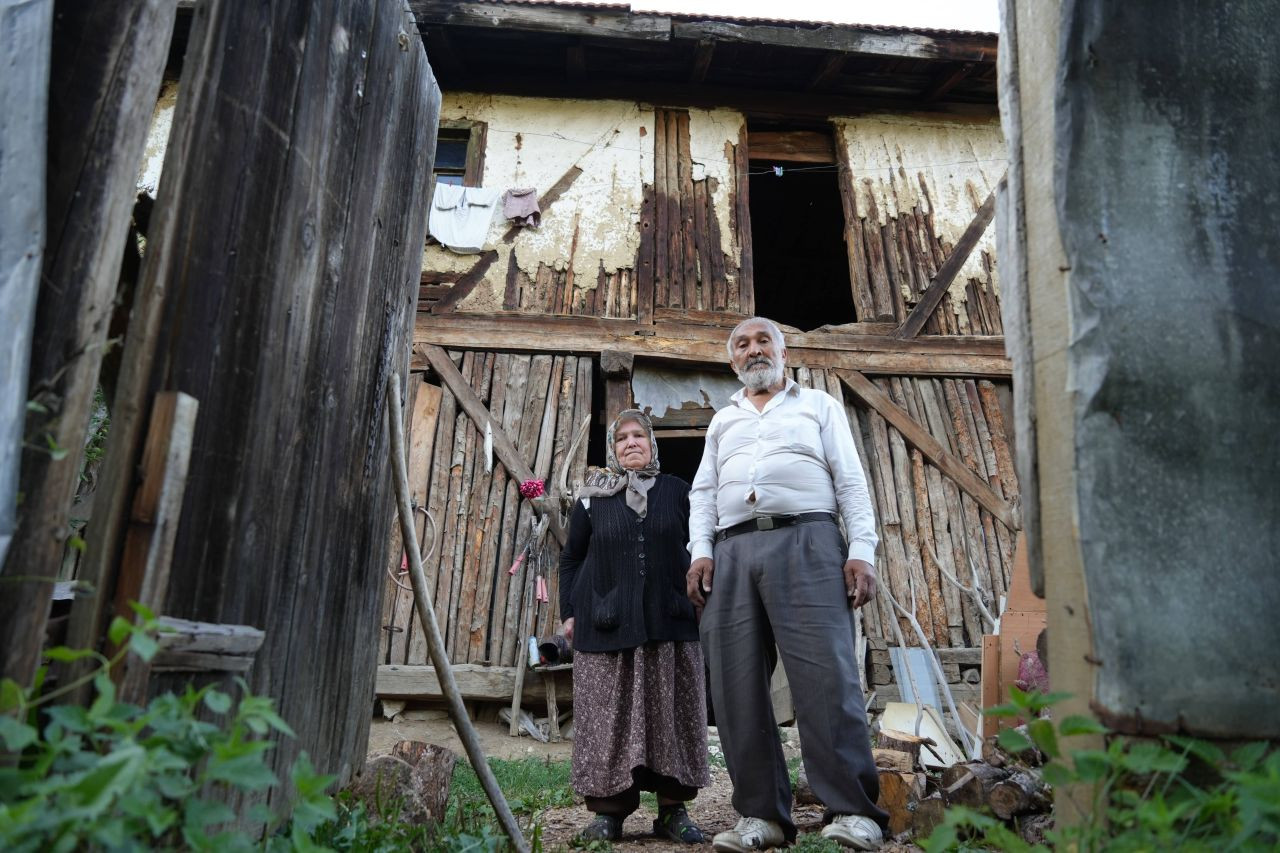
[981,725,1045,768]
[873,748,914,773]
[988,769,1051,819]
[876,770,927,837]
[940,761,1009,809]
[911,792,947,839]
[878,728,926,767]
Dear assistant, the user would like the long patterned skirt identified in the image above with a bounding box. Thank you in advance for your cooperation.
[570,641,710,798]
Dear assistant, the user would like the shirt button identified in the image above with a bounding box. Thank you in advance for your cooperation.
[638,534,645,542]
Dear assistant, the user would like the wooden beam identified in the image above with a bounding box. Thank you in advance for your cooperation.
[895,187,997,339]
[411,1,671,41]
[415,313,1012,378]
[922,61,977,102]
[420,345,567,545]
[601,349,635,425]
[424,72,999,123]
[112,392,199,703]
[378,663,574,702]
[747,130,836,164]
[431,165,583,313]
[673,20,995,63]
[689,39,715,82]
[836,368,1019,529]
[807,53,848,90]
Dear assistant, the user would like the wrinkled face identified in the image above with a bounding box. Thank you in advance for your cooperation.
[613,419,653,470]
[729,322,786,391]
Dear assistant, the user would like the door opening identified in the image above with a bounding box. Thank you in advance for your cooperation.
[747,128,856,331]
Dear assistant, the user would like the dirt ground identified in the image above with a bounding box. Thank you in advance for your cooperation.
[367,715,920,852]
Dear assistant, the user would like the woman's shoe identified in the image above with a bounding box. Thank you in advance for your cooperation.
[653,804,706,843]
[578,814,624,842]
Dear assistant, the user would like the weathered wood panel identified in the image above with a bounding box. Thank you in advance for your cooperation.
[1,0,176,687]
[82,0,440,797]
[0,0,51,581]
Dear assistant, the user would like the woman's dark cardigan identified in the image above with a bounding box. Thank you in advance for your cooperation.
[558,474,698,654]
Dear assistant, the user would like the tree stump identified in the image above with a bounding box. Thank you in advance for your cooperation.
[348,741,457,825]
[873,747,914,772]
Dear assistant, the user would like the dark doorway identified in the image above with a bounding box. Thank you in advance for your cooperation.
[654,434,704,487]
[748,155,856,331]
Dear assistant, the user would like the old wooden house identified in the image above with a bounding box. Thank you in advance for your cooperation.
[377,0,1017,725]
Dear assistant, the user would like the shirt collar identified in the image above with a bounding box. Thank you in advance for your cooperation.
[730,377,798,406]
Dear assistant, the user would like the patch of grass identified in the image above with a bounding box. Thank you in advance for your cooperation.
[791,832,840,852]
[447,756,576,836]
[787,754,804,788]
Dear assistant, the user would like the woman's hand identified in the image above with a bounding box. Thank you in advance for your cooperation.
[562,617,575,645]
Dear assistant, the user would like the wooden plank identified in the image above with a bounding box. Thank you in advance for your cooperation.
[414,313,1012,377]
[653,114,670,309]
[8,0,178,689]
[705,177,729,311]
[664,109,684,308]
[896,188,997,339]
[486,355,531,664]
[807,52,847,90]
[411,1,672,40]
[411,375,459,665]
[636,185,655,322]
[453,355,503,661]
[112,392,198,703]
[390,381,442,665]
[733,125,755,314]
[672,20,994,63]
[859,188,897,321]
[834,125,876,321]
[377,663,575,701]
[693,174,711,308]
[838,369,1019,530]
[677,111,698,308]
[434,353,477,653]
[154,616,265,656]
[747,130,836,164]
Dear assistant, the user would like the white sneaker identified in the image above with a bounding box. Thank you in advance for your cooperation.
[712,816,786,852]
[820,814,884,850]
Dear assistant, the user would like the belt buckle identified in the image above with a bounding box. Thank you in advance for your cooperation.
[757,516,776,531]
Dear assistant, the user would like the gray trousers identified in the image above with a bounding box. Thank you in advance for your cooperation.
[700,518,889,838]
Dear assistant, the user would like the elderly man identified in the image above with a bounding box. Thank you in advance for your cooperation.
[688,317,888,852]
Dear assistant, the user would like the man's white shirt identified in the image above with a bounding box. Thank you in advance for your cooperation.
[687,378,878,564]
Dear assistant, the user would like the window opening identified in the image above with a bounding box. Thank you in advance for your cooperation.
[746,126,856,331]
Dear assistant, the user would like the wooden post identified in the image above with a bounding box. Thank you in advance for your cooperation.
[601,349,635,425]
[1,0,178,689]
[112,392,198,704]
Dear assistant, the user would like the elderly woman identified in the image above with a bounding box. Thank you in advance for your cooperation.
[558,409,709,843]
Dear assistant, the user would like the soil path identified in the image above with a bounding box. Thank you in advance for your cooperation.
[368,716,919,852]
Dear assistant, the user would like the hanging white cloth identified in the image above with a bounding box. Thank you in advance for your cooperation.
[428,184,501,253]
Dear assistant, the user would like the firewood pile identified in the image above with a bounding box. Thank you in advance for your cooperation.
[796,726,1054,845]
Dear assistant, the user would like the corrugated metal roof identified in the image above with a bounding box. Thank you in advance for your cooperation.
[463,0,998,37]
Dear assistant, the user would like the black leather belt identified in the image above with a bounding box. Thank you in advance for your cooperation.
[715,512,836,543]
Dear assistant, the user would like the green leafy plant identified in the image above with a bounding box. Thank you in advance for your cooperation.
[0,608,335,852]
[923,687,1280,853]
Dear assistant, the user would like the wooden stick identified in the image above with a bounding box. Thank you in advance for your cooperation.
[387,373,528,853]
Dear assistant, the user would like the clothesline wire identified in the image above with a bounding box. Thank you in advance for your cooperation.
[480,123,1007,176]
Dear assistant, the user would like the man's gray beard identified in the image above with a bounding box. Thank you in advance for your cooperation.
[736,358,783,392]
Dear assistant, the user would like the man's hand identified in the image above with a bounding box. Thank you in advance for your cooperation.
[687,557,714,608]
[561,617,574,645]
[844,559,877,608]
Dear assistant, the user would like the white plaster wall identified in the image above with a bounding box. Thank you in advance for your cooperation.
[426,93,747,313]
[136,79,179,197]
[833,114,1006,301]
